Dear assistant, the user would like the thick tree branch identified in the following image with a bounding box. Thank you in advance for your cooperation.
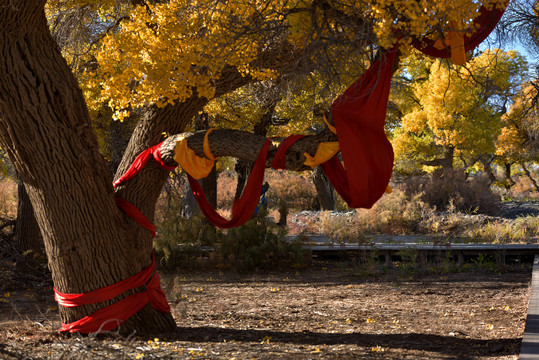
[159,128,338,172]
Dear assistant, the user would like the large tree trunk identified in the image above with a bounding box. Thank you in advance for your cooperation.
[15,176,42,254]
[521,162,539,192]
[0,1,341,335]
[422,146,454,174]
[504,163,515,189]
[479,157,497,185]
[312,166,336,210]
[0,2,174,333]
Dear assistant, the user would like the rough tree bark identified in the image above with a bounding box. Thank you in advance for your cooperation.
[312,166,336,210]
[0,1,343,334]
[0,1,176,333]
[15,176,42,254]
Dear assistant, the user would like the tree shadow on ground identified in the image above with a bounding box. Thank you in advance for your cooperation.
[171,326,519,357]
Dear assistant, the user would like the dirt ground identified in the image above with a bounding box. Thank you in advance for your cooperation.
[0,257,532,360]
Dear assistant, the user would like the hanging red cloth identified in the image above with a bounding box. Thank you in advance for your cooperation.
[54,254,170,333]
[113,143,176,188]
[271,135,307,170]
[321,46,398,208]
[188,139,271,228]
[412,4,507,60]
[113,142,176,237]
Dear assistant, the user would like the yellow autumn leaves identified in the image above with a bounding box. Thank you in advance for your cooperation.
[392,49,528,173]
[292,0,508,49]
[496,83,539,161]
[54,0,511,122]
[84,0,288,120]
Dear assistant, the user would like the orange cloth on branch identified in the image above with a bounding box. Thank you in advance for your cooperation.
[433,21,466,65]
[203,128,217,160]
[323,113,337,134]
[174,137,215,179]
[271,135,340,169]
[303,142,340,168]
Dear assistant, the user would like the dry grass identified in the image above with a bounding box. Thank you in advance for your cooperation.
[0,178,17,220]
[160,169,538,244]
[288,186,538,244]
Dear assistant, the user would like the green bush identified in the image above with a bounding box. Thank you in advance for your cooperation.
[155,185,307,271]
[218,208,306,272]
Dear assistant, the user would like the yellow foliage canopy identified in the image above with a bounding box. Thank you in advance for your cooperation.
[497,83,539,161]
[47,0,509,121]
[392,49,527,173]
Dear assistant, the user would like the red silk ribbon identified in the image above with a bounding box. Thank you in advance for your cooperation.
[113,143,176,188]
[188,139,271,228]
[412,5,507,60]
[55,254,170,333]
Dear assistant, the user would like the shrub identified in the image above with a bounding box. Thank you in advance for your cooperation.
[217,208,307,272]
[155,181,307,271]
[355,191,429,234]
[408,170,500,215]
[264,170,318,211]
[318,211,364,243]
[154,178,217,269]
[495,174,539,202]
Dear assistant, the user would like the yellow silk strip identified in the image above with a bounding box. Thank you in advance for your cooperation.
[433,21,466,66]
[174,138,215,180]
[323,114,337,134]
[303,142,340,168]
[203,128,217,161]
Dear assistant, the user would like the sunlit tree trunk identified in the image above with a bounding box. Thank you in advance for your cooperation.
[504,163,515,189]
[0,1,175,333]
[521,162,539,192]
[312,166,336,210]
